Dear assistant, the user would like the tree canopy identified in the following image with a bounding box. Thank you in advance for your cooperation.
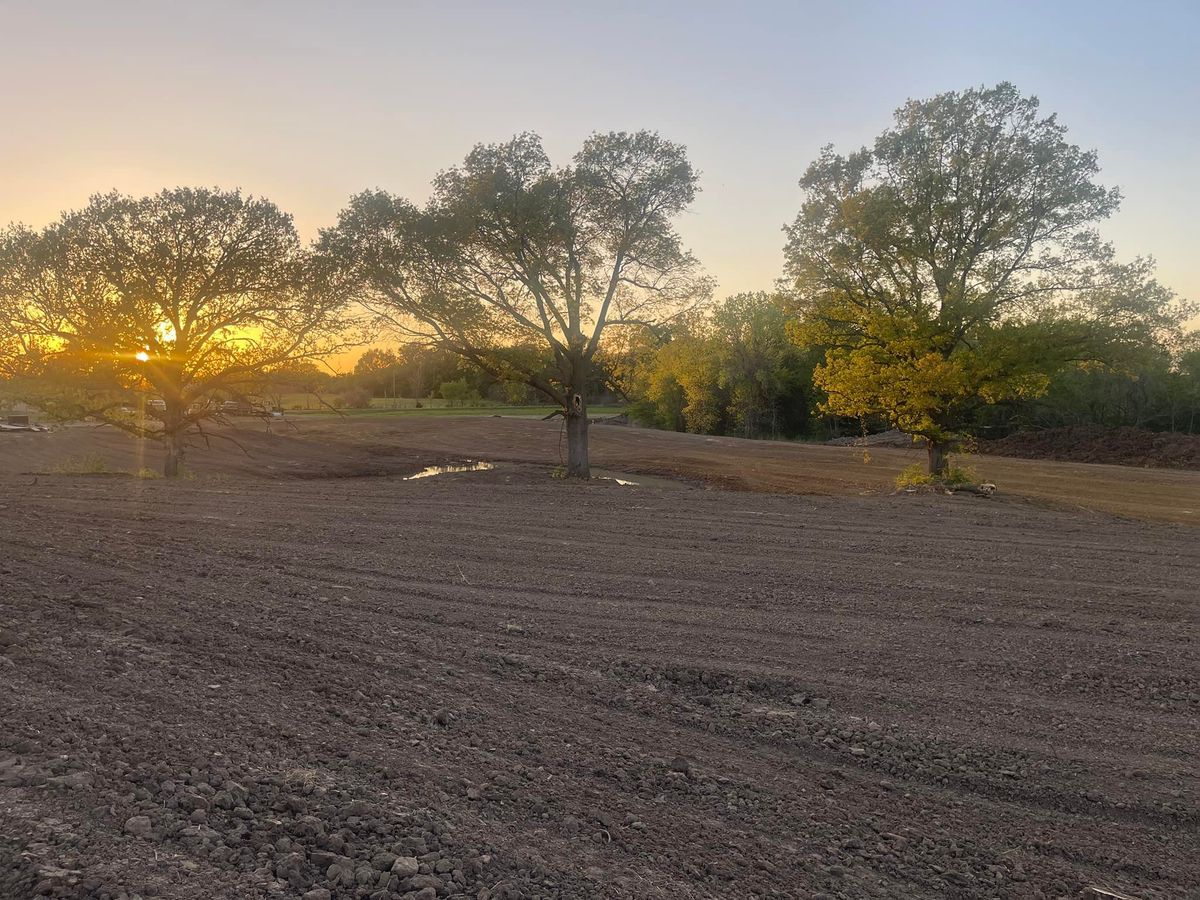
[632,293,816,438]
[0,91,1194,483]
[0,188,351,474]
[783,82,1192,474]
[319,130,710,477]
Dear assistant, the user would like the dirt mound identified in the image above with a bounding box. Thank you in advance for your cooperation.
[982,426,1200,469]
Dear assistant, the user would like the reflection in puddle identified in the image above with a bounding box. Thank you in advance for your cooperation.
[591,468,687,489]
[404,461,496,480]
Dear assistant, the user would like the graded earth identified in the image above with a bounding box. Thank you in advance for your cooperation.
[1,419,1197,899]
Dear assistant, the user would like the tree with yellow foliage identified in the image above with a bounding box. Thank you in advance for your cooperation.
[785,83,1188,476]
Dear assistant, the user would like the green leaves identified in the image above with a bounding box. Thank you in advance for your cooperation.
[321,130,709,410]
[629,292,815,438]
[784,83,1192,457]
[0,188,352,445]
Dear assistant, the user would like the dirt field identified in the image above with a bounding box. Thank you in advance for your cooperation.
[2,417,1196,524]
[2,421,1199,899]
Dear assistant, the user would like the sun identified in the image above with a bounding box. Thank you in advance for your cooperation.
[135,350,150,362]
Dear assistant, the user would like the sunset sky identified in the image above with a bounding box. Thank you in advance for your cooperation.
[2,0,1197,356]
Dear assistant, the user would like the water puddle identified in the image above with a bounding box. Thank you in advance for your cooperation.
[603,476,639,486]
[404,461,496,480]
[591,468,689,490]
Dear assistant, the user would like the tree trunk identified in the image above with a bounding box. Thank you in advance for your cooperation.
[163,430,185,478]
[561,352,591,479]
[565,394,590,479]
[926,439,950,478]
[163,398,185,478]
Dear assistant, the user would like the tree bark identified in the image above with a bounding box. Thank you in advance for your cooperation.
[163,399,185,478]
[565,393,590,479]
[926,439,950,478]
[163,430,185,478]
[561,352,591,479]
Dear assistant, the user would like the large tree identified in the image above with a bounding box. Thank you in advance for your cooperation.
[0,188,352,475]
[784,83,1189,475]
[319,131,710,477]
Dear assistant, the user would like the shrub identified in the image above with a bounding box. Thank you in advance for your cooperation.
[895,462,978,489]
[438,378,482,407]
[340,386,373,409]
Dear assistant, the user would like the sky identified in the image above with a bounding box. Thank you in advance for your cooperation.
[2,0,1197,343]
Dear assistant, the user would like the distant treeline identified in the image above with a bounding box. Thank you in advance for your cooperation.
[622,292,1200,441]
[264,346,619,410]
[321,294,1199,441]
[2,82,1197,479]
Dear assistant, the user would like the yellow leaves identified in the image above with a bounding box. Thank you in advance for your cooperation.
[813,326,1055,442]
[649,334,723,433]
[815,346,965,439]
[978,372,1049,402]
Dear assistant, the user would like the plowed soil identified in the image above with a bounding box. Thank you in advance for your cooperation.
[2,420,1198,899]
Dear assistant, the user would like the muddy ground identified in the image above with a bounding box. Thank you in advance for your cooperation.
[1,424,1199,899]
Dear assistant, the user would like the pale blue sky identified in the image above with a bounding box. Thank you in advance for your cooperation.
[2,0,1197,315]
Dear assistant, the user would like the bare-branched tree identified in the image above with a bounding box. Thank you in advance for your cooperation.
[320,131,711,477]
